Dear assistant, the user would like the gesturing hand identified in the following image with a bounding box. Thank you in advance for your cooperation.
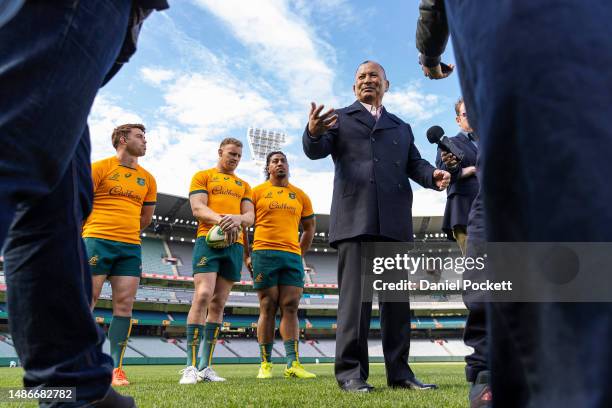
[433,169,451,190]
[308,102,337,138]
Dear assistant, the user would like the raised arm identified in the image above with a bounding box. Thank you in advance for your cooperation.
[416,0,454,79]
[303,102,338,160]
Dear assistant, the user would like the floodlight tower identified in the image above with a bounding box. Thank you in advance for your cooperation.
[246,127,286,166]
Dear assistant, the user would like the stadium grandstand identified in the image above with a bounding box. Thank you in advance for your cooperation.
[0,192,470,367]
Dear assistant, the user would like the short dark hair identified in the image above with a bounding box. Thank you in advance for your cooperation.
[111,124,145,149]
[356,60,387,80]
[264,151,287,180]
[219,137,243,149]
[454,97,464,117]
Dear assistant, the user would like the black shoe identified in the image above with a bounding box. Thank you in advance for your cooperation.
[469,371,492,408]
[389,377,438,390]
[338,378,374,393]
[90,387,136,408]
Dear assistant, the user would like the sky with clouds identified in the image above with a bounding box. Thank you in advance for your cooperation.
[90,0,463,216]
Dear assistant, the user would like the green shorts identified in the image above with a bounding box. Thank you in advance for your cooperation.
[84,237,142,277]
[192,237,243,282]
[252,250,304,290]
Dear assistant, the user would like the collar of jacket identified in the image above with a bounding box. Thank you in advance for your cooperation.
[346,100,400,131]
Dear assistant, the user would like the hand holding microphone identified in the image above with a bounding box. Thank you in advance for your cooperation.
[426,126,464,170]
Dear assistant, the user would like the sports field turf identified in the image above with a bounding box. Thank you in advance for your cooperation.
[0,363,468,407]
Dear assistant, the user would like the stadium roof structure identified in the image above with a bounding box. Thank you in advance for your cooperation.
[149,192,445,237]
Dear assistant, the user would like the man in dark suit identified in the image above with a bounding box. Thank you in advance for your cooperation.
[303,60,450,392]
[436,97,479,255]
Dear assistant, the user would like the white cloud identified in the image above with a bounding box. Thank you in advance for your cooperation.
[411,187,446,217]
[383,83,445,123]
[287,168,334,214]
[292,0,356,26]
[140,128,221,197]
[139,10,312,141]
[88,95,216,197]
[89,95,143,162]
[161,73,283,132]
[193,0,338,105]
[141,67,176,85]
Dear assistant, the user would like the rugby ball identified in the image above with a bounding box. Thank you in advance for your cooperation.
[206,225,228,248]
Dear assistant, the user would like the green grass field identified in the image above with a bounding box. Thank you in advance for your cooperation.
[0,363,468,407]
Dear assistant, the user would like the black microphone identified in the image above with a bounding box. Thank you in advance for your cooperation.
[426,126,465,163]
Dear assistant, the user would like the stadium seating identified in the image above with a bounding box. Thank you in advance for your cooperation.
[167,240,251,280]
[212,340,240,358]
[305,317,336,329]
[0,330,471,365]
[128,337,186,358]
[444,339,474,356]
[141,237,175,275]
[91,303,467,329]
[224,339,262,358]
[407,340,449,357]
[437,317,466,329]
[102,338,142,358]
[0,334,17,357]
[167,241,194,277]
[305,253,337,284]
[292,340,323,358]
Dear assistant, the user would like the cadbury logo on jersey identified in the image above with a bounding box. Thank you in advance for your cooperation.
[109,186,143,202]
[211,185,241,198]
[269,201,296,214]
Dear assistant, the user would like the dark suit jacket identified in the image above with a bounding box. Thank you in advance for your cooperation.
[303,101,436,246]
[435,132,479,197]
[435,132,479,233]
[467,152,485,243]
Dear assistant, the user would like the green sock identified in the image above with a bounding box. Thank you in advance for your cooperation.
[198,322,221,370]
[259,343,273,363]
[108,316,132,369]
[186,324,204,367]
[284,339,299,368]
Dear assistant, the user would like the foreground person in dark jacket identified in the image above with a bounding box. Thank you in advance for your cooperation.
[0,1,168,406]
[417,1,612,407]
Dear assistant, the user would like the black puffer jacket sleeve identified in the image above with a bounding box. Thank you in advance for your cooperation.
[416,0,449,67]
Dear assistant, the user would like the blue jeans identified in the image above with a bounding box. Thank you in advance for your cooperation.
[0,0,131,404]
[445,1,612,407]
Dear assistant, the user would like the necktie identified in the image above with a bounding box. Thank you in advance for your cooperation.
[371,105,381,121]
